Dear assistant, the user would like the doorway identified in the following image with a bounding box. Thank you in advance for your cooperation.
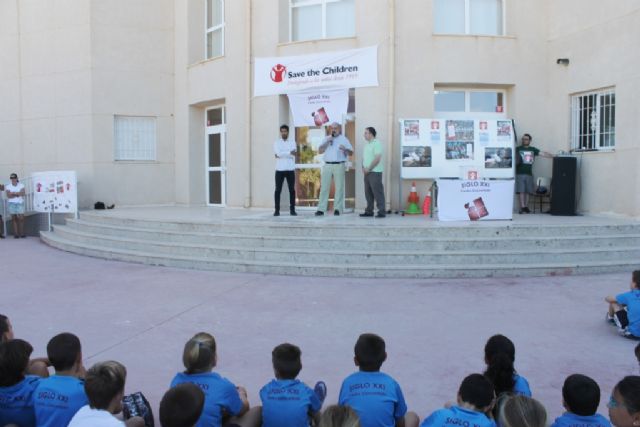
[205,107,226,206]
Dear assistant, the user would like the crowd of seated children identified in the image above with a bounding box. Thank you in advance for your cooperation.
[606,270,640,340]
[6,307,640,427]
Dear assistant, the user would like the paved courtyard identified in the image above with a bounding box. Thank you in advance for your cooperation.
[1,238,635,423]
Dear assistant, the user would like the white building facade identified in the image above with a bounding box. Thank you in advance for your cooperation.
[1,0,638,216]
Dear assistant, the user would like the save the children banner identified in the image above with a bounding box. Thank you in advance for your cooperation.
[254,46,378,97]
[31,170,78,213]
[287,89,349,127]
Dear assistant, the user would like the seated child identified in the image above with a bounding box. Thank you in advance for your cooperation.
[318,405,361,427]
[0,339,42,427]
[34,332,89,427]
[260,343,326,427]
[67,360,145,427]
[1,314,50,377]
[550,374,610,427]
[338,333,419,427]
[497,395,546,427]
[420,374,495,427]
[608,376,640,427]
[483,334,531,397]
[160,383,205,427]
[606,270,640,339]
[170,332,260,427]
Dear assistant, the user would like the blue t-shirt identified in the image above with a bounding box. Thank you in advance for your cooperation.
[34,375,88,427]
[616,290,640,336]
[550,412,611,427]
[339,371,408,427]
[260,379,321,427]
[421,406,496,427]
[170,371,244,427]
[0,375,41,427]
[513,374,532,397]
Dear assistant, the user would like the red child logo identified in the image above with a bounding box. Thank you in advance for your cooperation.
[270,64,287,83]
[36,183,42,192]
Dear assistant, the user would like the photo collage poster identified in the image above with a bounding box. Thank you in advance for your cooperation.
[400,118,515,179]
[32,171,78,213]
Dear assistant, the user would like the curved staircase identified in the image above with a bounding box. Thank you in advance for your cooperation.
[40,208,640,278]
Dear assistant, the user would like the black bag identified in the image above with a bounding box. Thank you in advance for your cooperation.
[122,391,154,427]
[94,201,106,210]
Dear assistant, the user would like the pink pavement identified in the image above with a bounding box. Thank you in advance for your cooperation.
[0,239,634,424]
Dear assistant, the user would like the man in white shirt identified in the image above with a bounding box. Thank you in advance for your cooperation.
[315,122,353,216]
[5,173,26,238]
[273,124,297,216]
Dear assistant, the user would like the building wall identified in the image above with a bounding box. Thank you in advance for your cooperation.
[546,2,640,215]
[0,0,175,208]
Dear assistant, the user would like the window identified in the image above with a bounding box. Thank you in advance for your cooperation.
[434,89,505,115]
[114,116,157,161]
[571,88,615,151]
[206,0,224,58]
[290,0,355,42]
[434,0,503,36]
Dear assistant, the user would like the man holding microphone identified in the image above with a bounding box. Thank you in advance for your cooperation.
[315,122,353,216]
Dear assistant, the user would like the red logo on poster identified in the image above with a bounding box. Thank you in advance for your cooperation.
[270,64,287,83]
[495,106,503,113]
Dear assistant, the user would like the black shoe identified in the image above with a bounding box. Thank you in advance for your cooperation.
[315,211,324,216]
[523,207,531,213]
[0,234,4,239]
[290,210,297,216]
[273,211,280,216]
[375,213,386,218]
[14,235,19,239]
[519,208,524,214]
[359,212,373,217]
[334,210,340,216]
[20,235,26,238]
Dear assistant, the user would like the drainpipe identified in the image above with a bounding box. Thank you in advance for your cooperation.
[386,0,395,211]
[244,0,252,208]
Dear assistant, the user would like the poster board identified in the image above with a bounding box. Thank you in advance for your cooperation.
[31,171,78,213]
[400,119,515,179]
[437,179,514,221]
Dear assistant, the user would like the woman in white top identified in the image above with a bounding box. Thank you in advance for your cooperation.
[5,173,26,238]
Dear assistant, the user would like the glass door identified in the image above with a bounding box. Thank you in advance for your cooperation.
[206,107,226,206]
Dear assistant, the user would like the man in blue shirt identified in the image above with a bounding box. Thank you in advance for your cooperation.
[34,333,88,427]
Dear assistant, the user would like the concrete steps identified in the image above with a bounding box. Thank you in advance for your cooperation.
[40,210,640,278]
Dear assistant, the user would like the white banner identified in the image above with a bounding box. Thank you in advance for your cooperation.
[32,171,78,213]
[254,46,378,97]
[288,89,349,127]
[437,179,514,221]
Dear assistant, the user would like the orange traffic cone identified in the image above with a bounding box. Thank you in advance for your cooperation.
[422,194,431,216]
[406,182,421,214]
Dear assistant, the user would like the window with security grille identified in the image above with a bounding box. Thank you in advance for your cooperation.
[290,0,355,42]
[113,116,157,161]
[571,88,615,151]
[206,0,224,58]
[434,0,504,36]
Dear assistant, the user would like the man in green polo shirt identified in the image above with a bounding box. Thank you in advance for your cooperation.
[360,127,386,218]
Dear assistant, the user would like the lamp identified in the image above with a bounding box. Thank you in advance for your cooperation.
[556,58,570,66]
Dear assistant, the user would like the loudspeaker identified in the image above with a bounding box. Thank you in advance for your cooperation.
[550,156,577,216]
